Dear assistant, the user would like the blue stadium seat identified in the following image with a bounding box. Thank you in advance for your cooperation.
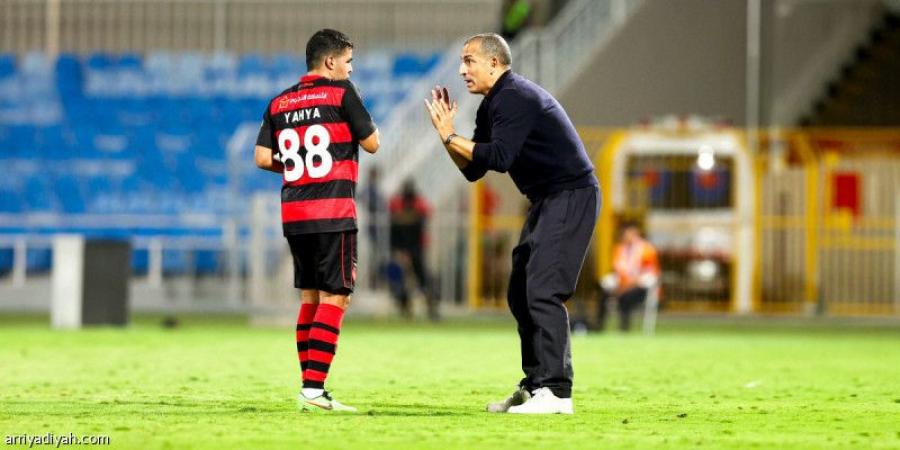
[21,52,54,76]
[26,248,52,274]
[7,125,36,156]
[0,53,15,77]
[0,247,13,275]
[84,176,112,212]
[127,126,156,152]
[392,53,424,76]
[117,53,142,69]
[54,53,81,75]
[0,129,16,157]
[35,126,69,160]
[193,124,228,157]
[0,187,23,212]
[131,248,149,275]
[208,52,237,72]
[115,98,153,127]
[87,53,114,70]
[1,48,441,241]
[238,53,267,76]
[175,156,205,193]
[194,249,221,275]
[55,54,83,96]
[55,176,86,213]
[155,130,193,153]
[92,132,130,157]
[23,176,56,212]
[162,249,189,275]
[422,52,441,72]
[271,53,302,76]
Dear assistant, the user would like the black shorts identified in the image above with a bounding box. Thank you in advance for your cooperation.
[287,231,357,295]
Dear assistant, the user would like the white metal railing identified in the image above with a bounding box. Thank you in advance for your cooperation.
[370,36,477,199]
[0,234,226,285]
[513,0,642,95]
[374,0,644,204]
[769,2,884,124]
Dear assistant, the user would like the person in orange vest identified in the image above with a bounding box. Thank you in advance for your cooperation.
[598,222,660,332]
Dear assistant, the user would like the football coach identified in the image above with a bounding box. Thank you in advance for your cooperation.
[425,33,599,415]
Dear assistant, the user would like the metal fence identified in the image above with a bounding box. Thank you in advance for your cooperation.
[0,0,502,54]
[468,126,900,317]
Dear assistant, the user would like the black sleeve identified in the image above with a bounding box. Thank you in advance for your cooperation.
[470,90,536,173]
[459,103,491,181]
[460,160,488,182]
[255,107,274,150]
[341,81,377,140]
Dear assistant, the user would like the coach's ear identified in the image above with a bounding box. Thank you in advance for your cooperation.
[324,54,335,71]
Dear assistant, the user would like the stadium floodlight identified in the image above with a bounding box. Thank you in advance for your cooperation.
[697,145,715,171]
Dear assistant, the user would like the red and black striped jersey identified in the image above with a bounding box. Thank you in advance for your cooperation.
[256,75,376,236]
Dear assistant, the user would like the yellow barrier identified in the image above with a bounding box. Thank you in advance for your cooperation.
[467,127,899,317]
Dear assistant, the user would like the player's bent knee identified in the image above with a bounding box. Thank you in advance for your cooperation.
[319,291,351,310]
[300,289,320,305]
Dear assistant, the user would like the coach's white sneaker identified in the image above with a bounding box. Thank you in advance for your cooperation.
[299,391,358,413]
[507,387,573,414]
[486,387,531,413]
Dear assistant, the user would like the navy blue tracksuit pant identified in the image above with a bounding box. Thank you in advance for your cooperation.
[509,185,600,398]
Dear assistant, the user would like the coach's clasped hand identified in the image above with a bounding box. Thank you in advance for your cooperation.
[424,85,458,143]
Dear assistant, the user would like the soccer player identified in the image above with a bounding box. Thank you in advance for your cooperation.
[425,33,599,414]
[254,29,380,412]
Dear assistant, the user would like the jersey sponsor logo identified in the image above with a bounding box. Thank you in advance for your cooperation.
[278,93,326,111]
[271,86,345,115]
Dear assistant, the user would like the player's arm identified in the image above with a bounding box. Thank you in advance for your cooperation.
[359,128,380,154]
[343,81,379,154]
[254,108,283,174]
[254,145,284,173]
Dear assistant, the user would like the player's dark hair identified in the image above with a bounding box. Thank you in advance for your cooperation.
[306,29,354,70]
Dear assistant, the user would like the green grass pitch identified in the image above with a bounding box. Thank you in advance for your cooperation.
[2,314,900,449]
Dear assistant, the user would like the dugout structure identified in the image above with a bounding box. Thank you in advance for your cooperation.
[468,124,900,317]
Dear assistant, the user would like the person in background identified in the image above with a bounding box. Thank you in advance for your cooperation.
[597,222,660,332]
[500,0,533,40]
[388,179,437,320]
[359,167,386,288]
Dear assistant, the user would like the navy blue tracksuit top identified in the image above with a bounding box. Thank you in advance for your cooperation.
[460,70,597,200]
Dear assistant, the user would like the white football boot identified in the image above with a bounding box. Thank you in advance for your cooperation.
[299,391,358,413]
[507,387,573,414]
[486,386,531,413]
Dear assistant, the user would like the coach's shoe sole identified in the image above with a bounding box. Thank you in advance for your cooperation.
[507,387,574,415]
[486,387,531,413]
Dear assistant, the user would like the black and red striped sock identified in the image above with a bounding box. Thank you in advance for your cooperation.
[296,303,317,375]
[303,303,345,390]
